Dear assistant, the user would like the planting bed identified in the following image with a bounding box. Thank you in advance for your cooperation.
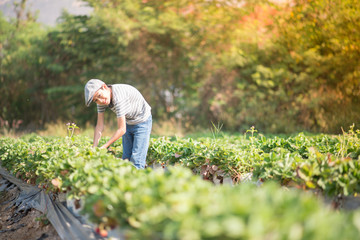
[1,128,360,239]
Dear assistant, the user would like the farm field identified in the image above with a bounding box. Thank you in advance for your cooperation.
[2,0,360,239]
[1,127,360,239]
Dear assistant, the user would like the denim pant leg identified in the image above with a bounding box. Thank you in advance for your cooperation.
[122,115,152,169]
[122,128,134,160]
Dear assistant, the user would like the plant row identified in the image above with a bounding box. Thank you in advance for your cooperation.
[132,128,360,197]
[1,134,360,239]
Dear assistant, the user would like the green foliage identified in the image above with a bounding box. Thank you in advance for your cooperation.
[3,125,360,198]
[144,126,360,197]
[0,15,47,127]
[1,0,360,133]
[1,133,360,239]
[227,0,360,133]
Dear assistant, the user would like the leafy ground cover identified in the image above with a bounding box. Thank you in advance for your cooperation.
[1,128,360,239]
[142,126,360,197]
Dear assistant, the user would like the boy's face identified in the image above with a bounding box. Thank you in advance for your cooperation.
[93,85,111,106]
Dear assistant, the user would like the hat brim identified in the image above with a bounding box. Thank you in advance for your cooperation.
[86,98,93,107]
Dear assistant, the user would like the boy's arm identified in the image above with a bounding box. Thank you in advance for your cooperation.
[93,112,105,147]
[100,116,126,149]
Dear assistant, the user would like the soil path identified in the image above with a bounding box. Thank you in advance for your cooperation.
[0,176,61,240]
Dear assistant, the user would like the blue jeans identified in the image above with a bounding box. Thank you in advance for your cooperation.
[122,115,152,169]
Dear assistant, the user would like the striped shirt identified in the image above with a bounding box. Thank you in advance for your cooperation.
[97,84,151,125]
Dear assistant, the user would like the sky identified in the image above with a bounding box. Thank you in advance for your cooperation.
[0,0,93,26]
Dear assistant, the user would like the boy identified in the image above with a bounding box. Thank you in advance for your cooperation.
[84,79,152,169]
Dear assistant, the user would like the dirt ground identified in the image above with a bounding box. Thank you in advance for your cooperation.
[0,178,61,240]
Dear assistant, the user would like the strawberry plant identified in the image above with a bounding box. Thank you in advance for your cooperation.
[1,127,360,239]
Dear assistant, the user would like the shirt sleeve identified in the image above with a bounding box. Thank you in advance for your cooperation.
[97,104,107,113]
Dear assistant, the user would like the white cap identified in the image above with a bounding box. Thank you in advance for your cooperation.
[84,79,105,106]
